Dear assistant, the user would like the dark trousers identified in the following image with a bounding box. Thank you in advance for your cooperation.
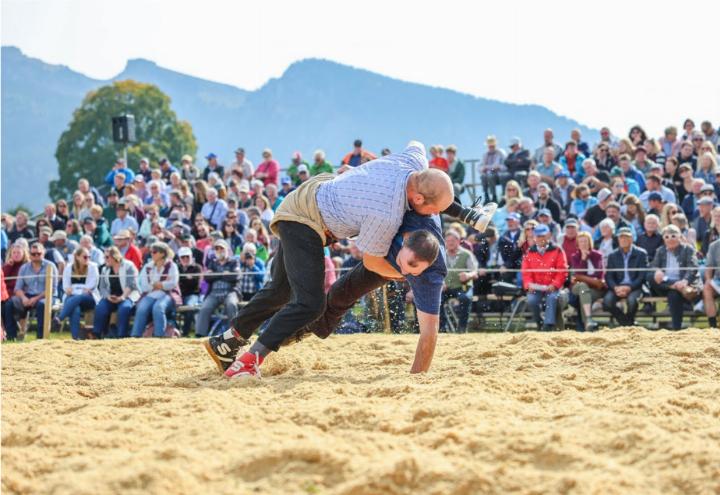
[7,295,48,339]
[307,262,386,338]
[231,221,327,351]
[649,281,687,330]
[603,288,642,326]
[440,288,472,332]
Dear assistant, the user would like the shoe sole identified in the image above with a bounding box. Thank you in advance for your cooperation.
[203,339,227,375]
[475,202,498,233]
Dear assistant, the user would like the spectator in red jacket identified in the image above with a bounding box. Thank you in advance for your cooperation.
[254,149,279,186]
[112,229,142,270]
[522,223,568,331]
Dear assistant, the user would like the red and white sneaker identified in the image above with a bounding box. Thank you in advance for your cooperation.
[224,351,263,379]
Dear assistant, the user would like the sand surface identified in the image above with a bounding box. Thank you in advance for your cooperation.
[2,328,720,495]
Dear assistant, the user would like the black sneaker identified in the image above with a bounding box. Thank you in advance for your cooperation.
[204,329,249,374]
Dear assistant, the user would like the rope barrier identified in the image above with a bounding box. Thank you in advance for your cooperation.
[3,264,716,281]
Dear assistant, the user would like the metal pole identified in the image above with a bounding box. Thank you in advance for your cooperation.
[382,285,391,334]
[42,267,52,339]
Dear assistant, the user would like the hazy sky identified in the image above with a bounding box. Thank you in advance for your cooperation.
[3,0,719,138]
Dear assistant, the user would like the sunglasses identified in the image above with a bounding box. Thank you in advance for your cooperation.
[213,246,224,251]
[30,252,42,257]
[79,255,89,260]
[663,234,678,240]
[180,255,190,259]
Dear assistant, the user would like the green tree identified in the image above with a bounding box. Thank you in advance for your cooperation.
[50,80,197,199]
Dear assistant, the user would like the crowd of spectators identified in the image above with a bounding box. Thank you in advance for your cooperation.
[2,120,720,339]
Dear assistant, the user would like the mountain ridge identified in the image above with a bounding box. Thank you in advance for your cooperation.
[1,45,597,212]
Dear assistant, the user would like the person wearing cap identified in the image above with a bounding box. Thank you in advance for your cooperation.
[341,139,377,168]
[536,208,560,242]
[239,243,266,301]
[444,145,465,195]
[85,206,111,248]
[310,149,334,177]
[285,151,309,185]
[105,157,135,186]
[532,128,563,166]
[639,175,677,210]
[156,158,177,184]
[558,218,580,261]
[93,246,140,339]
[254,149,279,187]
[112,229,142,270]
[693,196,715,242]
[296,164,311,184]
[582,187,614,230]
[559,141,586,177]
[647,224,701,330]
[225,147,254,183]
[440,229,477,333]
[480,135,509,203]
[178,154,200,183]
[552,170,575,220]
[603,227,648,326]
[176,245,202,335]
[132,174,150,202]
[131,242,180,338]
[504,138,530,185]
[50,230,78,263]
[136,157,153,183]
[110,199,139,237]
[681,179,708,220]
[202,153,224,182]
[195,240,242,337]
[535,182,561,224]
[278,177,296,199]
[522,223,568,331]
[497,212,523,281]
[102,189,119,223]
[646,192,664,217]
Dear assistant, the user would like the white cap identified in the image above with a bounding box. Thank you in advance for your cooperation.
[177,247,192,258]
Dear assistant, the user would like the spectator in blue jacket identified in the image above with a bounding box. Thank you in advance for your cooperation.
[104,158,135,185]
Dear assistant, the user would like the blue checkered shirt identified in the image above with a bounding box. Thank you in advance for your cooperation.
[315,142,428,256]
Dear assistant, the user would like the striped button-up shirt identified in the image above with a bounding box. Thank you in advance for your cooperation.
[316,142,428,256]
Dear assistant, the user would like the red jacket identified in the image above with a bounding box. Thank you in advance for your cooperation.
[124,243,143,270]
[521,243,568,290]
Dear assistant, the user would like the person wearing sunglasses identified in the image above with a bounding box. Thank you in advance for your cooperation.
[647,225,701,330]
[52,247,99,340]
[4,243,57,340]
[195,239,241,338]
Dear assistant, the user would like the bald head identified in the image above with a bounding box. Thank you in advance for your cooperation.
[408,169,454,216]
